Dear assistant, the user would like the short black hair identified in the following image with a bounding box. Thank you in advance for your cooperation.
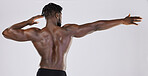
[41,3,63,18]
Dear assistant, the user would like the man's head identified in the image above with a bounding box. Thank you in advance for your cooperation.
[42,3,63,27]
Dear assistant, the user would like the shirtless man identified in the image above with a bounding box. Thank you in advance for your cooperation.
[2,3,142,76]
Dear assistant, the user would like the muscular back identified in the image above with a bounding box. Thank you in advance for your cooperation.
[32,26,72,70]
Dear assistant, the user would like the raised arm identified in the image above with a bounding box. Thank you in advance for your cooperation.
[63,14,142,38]
[2,15,43,41]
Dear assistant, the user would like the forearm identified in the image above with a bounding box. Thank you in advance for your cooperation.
[9,20,29,29]
[7,15,43,29]
[2,20,29,39]
[3,20,29,36]
[94,18,124,31]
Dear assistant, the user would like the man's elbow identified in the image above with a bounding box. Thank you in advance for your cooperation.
[2,29,8,38]
[94,26,106,31]
[2,28,11,39]
[94,20,108,31]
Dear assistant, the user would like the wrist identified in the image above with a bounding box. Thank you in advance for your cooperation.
[120,18,125,24]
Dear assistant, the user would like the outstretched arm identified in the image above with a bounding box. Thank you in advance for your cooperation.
[2,15,43,41]
[63,14,142,38]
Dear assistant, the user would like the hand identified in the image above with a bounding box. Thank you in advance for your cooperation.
[27,15,44,25]
[123,14,142,25]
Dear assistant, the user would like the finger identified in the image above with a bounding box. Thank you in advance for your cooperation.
[131,17,142,19]
[34,15,44,18]
[33,15,42,17]
[33,21,39,24]
[127,14,130,17]
[132,22,138,25]
[133,19,141,22]
[32,15,44,20]
[29,24,33,26]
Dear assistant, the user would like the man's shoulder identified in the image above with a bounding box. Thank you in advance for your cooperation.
[25,27,40,30]
[61,24,80,35]
[62,24,79,29]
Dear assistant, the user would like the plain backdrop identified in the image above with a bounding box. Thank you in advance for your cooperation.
[0,0,148,76]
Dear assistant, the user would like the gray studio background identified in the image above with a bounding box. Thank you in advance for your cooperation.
[0,0,148,76]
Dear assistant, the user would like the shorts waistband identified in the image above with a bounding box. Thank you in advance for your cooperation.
[39,68,66,72]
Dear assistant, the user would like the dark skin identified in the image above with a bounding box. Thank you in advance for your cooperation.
[2,13,142,71]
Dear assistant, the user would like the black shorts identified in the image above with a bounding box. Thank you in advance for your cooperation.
[36,68,67,76]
